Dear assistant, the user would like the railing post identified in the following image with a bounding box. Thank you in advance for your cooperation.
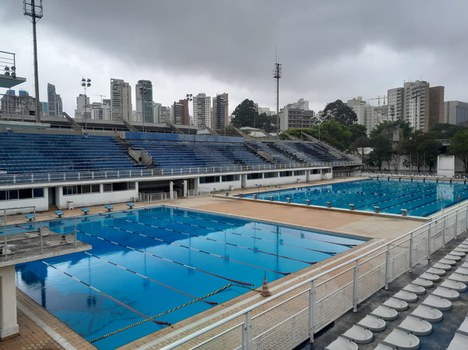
[242,311,251,350]
[352,260,360,312]
[442,216,446,248]
[309,281,316,343]
[409,232,414,271]
[384,244,390,289]
[427,223,432,258]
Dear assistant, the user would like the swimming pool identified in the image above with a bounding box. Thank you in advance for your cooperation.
[241,178,468,217]
[15,206,365,349]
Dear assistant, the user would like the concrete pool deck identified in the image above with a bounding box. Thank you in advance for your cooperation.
[1,182,430,350]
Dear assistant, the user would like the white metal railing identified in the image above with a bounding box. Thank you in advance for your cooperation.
[0,161,362,186]
[160,202,468,350]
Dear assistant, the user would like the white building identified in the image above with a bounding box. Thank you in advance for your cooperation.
[193,93,212,128]
[75,94,89,119]
[110,79,132,122]
[403,81,430,131]
[387,88,404,122]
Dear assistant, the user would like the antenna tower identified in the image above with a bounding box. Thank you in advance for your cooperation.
[24,0,43,123]
[273,62,282,137]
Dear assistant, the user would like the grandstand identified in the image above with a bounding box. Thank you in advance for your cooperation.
[0,126,361,213]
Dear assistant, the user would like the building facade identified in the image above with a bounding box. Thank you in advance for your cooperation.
[387,88,404,122]
[110,79,132,122]
[429,86,445,128]
[444,101,468,126]
[173,99,190,125]
[136,80,154,125]
[212,93,229,130]
[403,81,430,131]
[47,83,63,118]
[193,93,212,128]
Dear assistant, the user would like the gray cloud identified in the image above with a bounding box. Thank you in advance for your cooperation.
[1,0,468,115]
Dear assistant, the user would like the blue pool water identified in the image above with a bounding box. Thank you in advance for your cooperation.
[15,206,365,349]
[241,178,468,217]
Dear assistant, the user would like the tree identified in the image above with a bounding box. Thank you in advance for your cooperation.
[449,130,468,173]
[231,99,258,128]
[322,100,357,126]
[368,135,392,171]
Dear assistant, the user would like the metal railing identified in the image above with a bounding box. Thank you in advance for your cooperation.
[160,202,468,350]
[0,161,362,186]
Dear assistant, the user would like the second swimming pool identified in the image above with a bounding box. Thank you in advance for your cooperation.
[15,206,365,349]
[241,178,468,217]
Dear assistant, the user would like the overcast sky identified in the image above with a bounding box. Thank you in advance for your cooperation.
[1,0,468,116]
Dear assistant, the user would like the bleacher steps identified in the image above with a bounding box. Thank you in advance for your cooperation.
[370,305,398,321]
[341,325,374,344]
[403,284,426,295]
[440,279,466,292]
[383,297,409,311]
[381,329,420,350]
[422,295,452,311]
[393,290,418,303]
[431,286,460,300]
[397,315,432,336]
[324,336,358,350]
[411,305,443,323]
[357,315,387,332]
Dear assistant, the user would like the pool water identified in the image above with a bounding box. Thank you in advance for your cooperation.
[15,206,364,349]
[242,178,468,217]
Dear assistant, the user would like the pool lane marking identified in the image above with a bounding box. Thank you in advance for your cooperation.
[88,283,233,345]
[135,214,358,249]
[78,230,254,287]
[121,218,318,266]
[42,261,171,326]
[103,223,293,275]
[83,251,218,305]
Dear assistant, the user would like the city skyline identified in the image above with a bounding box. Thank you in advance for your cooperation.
[1,1,468,117]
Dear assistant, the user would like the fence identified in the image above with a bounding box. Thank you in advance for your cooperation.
[0,161,362,186]
[160,202,468,350]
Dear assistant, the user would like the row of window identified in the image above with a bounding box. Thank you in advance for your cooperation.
[63,182,136,196]
[200,170,322,183]
[0,188,44,201]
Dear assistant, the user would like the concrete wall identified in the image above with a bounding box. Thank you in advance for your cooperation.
[0,191,48,214]
[56,184,138,209]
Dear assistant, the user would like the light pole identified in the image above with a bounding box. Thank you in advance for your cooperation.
[81,78,91,131]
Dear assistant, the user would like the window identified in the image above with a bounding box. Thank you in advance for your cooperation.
[294,170,305,176]
[264,172,278,178]
[33,188,44,198]
[247,173,262,180]
[19,189,33,199]
[200,176,219,184]
[221,175,240,182]
[103,182,136,192]
[280,171,292,177]
[63,184,100,195]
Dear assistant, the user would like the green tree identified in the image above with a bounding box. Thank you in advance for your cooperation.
[322,100,358,126]
[368,135,392,171]
[449,130,468,173]
[231,99,258,128]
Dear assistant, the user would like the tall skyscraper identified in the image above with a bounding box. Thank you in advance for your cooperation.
[75,94,89,119]
[47,83,63,117]
[429,86,444,129]
[193,93,212,128]
[212,93,229,130]
[110,78,132,122]
[173,99,190,125]
[136,80,154,124]
[403,81,430,131]
[387,88,404,122]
